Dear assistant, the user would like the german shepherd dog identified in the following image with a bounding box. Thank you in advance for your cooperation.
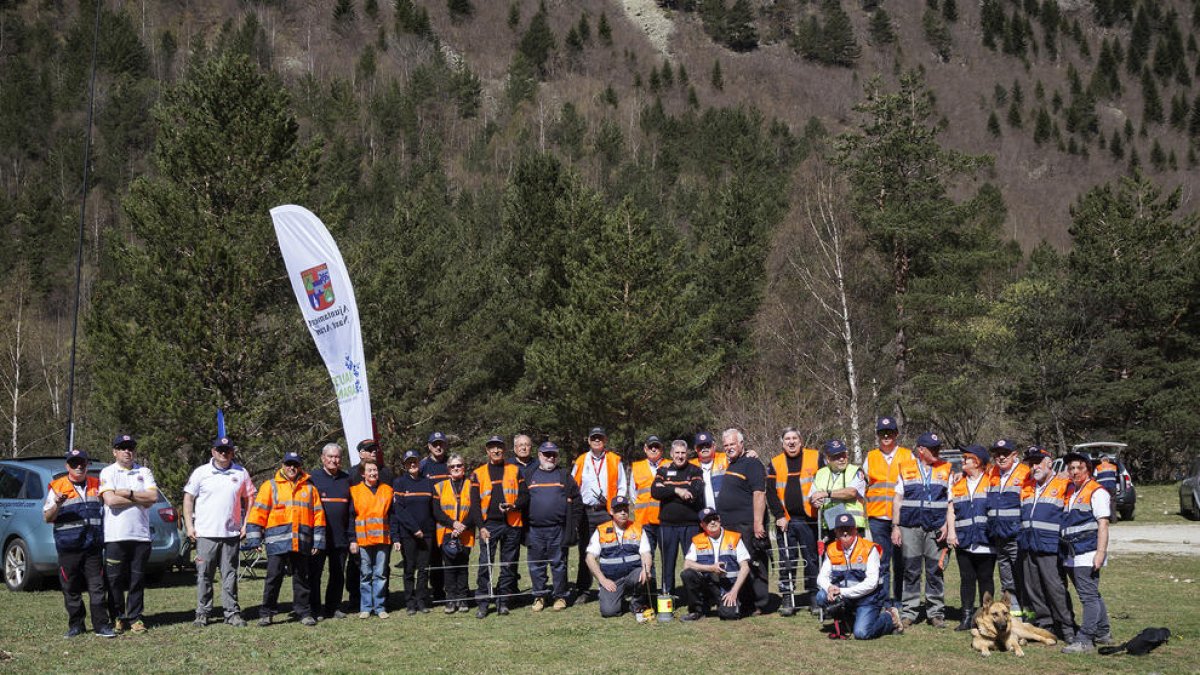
[970,591,1059,656]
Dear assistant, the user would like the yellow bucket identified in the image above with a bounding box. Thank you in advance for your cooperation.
[656,596,674,614]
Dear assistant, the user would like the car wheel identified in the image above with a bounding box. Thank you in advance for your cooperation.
[1118,505,1135,521]
[4,538,36,592]
[1184,491,1200,521]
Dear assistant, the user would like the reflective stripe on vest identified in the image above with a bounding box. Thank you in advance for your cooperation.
[771,450,819,519]
[826,536,884,605]
[691,529,742,580]
[246,469,327,554]
[897,460,951,531]
[690,453,729,500]
[435,479,475,547]
[597,521,644,579]
[573,451,621,511]
[631,460,663,526]
[864,447,913,519]
[813,465,866,528]
[49,475,103,552]
[475,463,523,527]
[986,463,1030,540]
[1062,480,1103,555]
[350,482,394,546]
[1018,476,1068,553]
[950,474,989,549]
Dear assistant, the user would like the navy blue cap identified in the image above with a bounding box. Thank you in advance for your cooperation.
[356,438,380,453]
[66,448,90,462]
[989,439,1016,453]
[485,435,506,448]
[698,507,720,522]
[427,431,447,444]
[1061,451,1092,468]
[962,444,989,466]
[282,452,302,465]
[876,417,898,432]
[917,432,942,450]
[832,512,856,530]
[212,436,234,449]
[113,433,136,448]
[822,439,848,456]
[610,496,631,511]
[402,449,421,463]
[644,435,663,448]
[588,427,607,439]
[1023,446,1053,464]
[538,442,559,455]
[694,431,714,447]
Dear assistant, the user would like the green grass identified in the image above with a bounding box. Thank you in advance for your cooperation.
[1,553,1197,673]
[1116,483,1192,525]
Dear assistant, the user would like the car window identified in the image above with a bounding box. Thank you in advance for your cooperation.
[22,470,43,500]
[0,466,25,499]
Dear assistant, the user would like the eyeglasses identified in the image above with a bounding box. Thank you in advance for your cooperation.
[284,462,301,468]
[115,446,135,452]
[448,464,465,469]
[877,431,897,437]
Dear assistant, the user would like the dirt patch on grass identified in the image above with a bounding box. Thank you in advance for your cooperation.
[618,0,674,57]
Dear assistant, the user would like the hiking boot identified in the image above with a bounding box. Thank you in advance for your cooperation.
[226,614,247,628]
[64,626,85,639]
[331,610,347,619]
[300,616,317,626]
[476,604,489,619]
[681,612,704,622]
[552,598,568,611]
[531,598,545,612]
[193,614,208,628]
[407,607,417,616]
[445,602,458,614]
[114,619,129,633]
[1062,641,1094,654]
[955,610,974,631]
[258,616,272,627]
[359,612,370,619]
[93,626,117,638]
[779,604,797,617]
[378,611,390,619]
[130,620,147,633]
[1095,634,1116,646]
[929,616,946,629]
[888,607,905,634]
[497,604,510,616]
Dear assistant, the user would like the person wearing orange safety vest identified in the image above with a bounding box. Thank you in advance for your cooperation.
[689,430,727,510]
[1017,446,1077,644]
[432,453,475,614]
[945,445,995,631]
[863,416,913,602]
[43,449,115,638]
[766,427,823,616]
[1060,452,1113,654]
[572,427,628,604]
[469,435,529,618]
[245,451,326,627]
[680,508,750,621]
[348,460,396,618]
[1093,456,1119,498]
[630,435,668,589]
[585,496,652,618]
[815,512,904,640]
[985,438,1030,617]
[891,432,952,629]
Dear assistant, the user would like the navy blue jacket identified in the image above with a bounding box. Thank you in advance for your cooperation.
[308,468,352,548]
[392,473,437,539]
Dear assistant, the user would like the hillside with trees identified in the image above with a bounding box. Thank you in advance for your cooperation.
[0,0,1196,494]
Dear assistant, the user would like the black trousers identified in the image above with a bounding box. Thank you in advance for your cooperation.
[476,522,521,607]
[262,552,314,619]
[777,518,819,601]
[105,540,150,622]
[575,508,612,593]
[443,547,472,602]
[658,524,695,597]
[726,523,770,612]
[428,537,445,602]
[955,548,996,610]
[681,568,740,620]
[309,546,349,617]
[59,547,109,632]
[344,547,361,610]
[400,536,432,609]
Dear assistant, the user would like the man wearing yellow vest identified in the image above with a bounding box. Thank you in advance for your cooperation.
[863,416,913,602]
[630,435,668,590]
[891,432,952,628]
[469,435,528,618]
[572,427,628,604]
[585,496,653,617]
[767,427,822,616]
[348,460,395,618]
[810,440,867,533]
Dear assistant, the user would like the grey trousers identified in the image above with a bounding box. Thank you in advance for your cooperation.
[599,567,645,618]
[992,536,1023,610]
[196,536,241,620]
[900,526,945,621]
[1020,550,1076,642]
[1068,566,1111,645]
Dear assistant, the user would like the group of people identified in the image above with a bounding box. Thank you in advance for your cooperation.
[44,419,1117,655]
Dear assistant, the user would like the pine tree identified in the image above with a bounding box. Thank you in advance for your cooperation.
[519,4,557,77]
[942,0,958,22]
[448,0,474,21]
[508,2,520,30]
[712,59,724,90]
[365,0,379,20]
[923,8,952,61]
[1149,139,1166,169]
[821,0,862,65]
[1128,8,1151,73]
[981,0,1005,49]
[1109,129,1124,159]
[1141,67,1163,123]
[724,0,760,51]
[598,12,613,46]
[869,9,896,44]
[602,84,618,107]
[649,66,662,93]
[987,110,1002,136]
[578,13,592,44]
[1007,98,1023,127]
[333,0,355,24]
[1034,106,1052,144]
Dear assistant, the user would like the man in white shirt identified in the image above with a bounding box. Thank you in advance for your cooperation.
[183,436,256,627]
[571,427,628,602]
[98,433,159,633]
[584,496,652,618]
[1060,452,1113,654]
[817,512,904,639]
[680,508,750,621]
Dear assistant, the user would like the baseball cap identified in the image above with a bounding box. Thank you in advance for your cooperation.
[356,438,380,453]
[694,431,714,447]
[485,435,506,448]
[402,449,421,464]
[112,433,136,448]
[282,452,302,465]
[644,435,663,448]
[427,431,447,444]
[588,427,607,439]
[1061,451,1093,468]
[1023,446,1053,464]
[876,417,898,433]
[917,432,942,450]
[212,436,234,449]
[989,439,1016,453]
[538,441,559,455]
[65,448,90,462]
[698,507,720,522]
[962,444,988,466]
[833,512,856,530]
[610,496,631,511]
[822,439,848,456]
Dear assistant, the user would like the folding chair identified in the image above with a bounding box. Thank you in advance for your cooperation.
[239,542,265,580]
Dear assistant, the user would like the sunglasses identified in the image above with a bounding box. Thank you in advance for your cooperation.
[67,460,88,468]
[284,462,301,467]
[448,464,465,469]
[214,447,233,453]
[115,446,136,451]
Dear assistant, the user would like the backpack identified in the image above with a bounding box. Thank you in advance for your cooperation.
[1098,627,1172,656]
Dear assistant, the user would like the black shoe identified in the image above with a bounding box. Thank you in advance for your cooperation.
[497,604,510,616]
[420,606,430,614]
[407,607,417,616]
[64,625,85,639]
[955,611,974,631]
[300,616,317,627]
[257,616,271,627]
[93,626,117,638]
[779,605,797,617]
[476,605,488,619]
[681,611,704,622]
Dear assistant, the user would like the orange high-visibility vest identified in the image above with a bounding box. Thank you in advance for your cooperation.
[770,449,820,519]
[631,459,665,526]
[435,478,475,547]
[349,482,394,546]
[246,469,327,555]
[863,446,913,519]
[573,451,621,511]
[474,463,522,527]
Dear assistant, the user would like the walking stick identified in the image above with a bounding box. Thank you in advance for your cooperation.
[781,526,797,613]
[482,535,494,602]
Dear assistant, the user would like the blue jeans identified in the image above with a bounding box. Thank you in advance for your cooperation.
[358,545,388,614]
[1068,566,1110,645]
[868,518,903,601]
[658,524,695,596]
[816,588,896,640]
[527,525,568,599]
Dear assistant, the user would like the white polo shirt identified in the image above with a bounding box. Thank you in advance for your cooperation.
[184,460,256,538]
[98,462,158,542]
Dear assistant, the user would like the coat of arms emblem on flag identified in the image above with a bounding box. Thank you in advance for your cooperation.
[301,263,335,311]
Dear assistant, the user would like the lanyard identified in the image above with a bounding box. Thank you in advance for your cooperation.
[591,454,606,496]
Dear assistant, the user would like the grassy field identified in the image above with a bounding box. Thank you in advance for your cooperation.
[1,549,1196,673]
[1118,483,1191,524]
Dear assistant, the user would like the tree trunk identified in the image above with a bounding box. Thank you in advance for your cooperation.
[892,244,909,427]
